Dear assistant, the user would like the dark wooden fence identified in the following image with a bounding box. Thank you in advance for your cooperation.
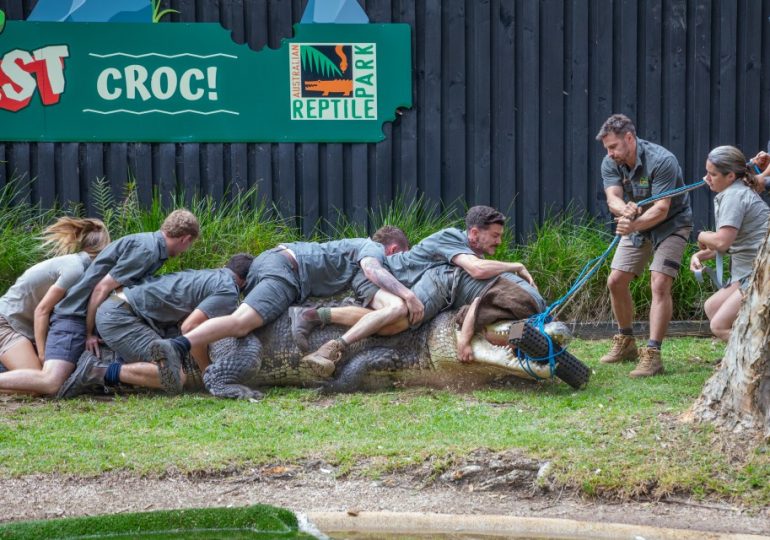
[1,0,769,238]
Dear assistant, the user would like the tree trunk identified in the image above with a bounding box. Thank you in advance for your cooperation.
[690,226,770,439]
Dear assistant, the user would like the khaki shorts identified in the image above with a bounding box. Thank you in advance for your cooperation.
[0,314,28,357]
[611,227,692,278]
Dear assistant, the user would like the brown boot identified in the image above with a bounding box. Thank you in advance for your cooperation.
[600,334,638,364]
[301,338,348,378]
[290,307,322,352]
[629,346,664,378]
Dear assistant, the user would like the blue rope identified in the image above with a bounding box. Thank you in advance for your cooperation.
[518,180,708,377]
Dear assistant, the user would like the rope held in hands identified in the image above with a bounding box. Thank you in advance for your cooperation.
[516,180,708,380]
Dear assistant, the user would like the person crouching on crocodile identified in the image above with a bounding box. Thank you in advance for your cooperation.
[296,205,538,374]
[57,254,254,398]
[148,227,411,385]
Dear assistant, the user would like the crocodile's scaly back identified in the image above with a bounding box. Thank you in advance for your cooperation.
[206,309,586,398]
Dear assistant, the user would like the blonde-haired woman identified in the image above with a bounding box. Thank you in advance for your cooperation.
[0,217,110,375]
[691,146,770,341]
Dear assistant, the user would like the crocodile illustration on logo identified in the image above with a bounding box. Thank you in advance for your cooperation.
[304,79,353,96]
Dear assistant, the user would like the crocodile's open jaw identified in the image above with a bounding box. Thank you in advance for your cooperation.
[464,320,552,380]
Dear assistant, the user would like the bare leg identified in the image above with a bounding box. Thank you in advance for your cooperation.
[649,271,674,342]
[607,269,635,329]
[0,338,43,371]
[119,362,187,390]
[184,304,264,347]
[706,283,742,341]
[329,306,373,326]
[190,345,211,372]
[340,290,407,344]
[0,360,74,395]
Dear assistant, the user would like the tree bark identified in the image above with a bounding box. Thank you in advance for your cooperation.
[690,225,770,439]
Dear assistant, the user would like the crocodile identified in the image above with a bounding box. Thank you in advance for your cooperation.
[204,310,590,400]
[304,79,353,96]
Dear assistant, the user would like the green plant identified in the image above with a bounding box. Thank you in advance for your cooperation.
[151,0,178,23]
[301,46,343,77]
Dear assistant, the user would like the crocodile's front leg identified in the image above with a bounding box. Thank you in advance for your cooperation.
[205,335,265,400]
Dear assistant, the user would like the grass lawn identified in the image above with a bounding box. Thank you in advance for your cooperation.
[1,337,768,507]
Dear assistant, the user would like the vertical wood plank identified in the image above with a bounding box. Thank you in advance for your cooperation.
[106,143,128,202]
[540,0,565,214]
[417,0,442,204]
[737,0,762,149]
[639,0,662,142]
[349,144,369,227]
[299,143,319,235]
[230,143,249,194]
[491,0,516,222]
[516,0,540,236]
[372,124,393,214]
[9,144,32,204]
[177,0,197,21]
[615,0,638,117]
[565,0,590,211]
[128,144,153,208]
[221,0,245,43]
[59,144,81,209]
[716,1,737,143]
[588,0,614,218]
[392,0,418,200]
[274,144,297,222]
[198,0,219,21]
[179,144,201,204]
[687,0,712,231]
[250,144,274,204]
[155,143,177,207]
[0,145,7,189]
[322,144,344,232]
[244,0,269,51]
[441,0,466,208]
[467,0,491,206]
[82,143,104,213]
[662,0,687,168]
[202,144,225,202]
[36,143,57,207]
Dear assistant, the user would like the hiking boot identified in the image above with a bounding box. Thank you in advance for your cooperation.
[149,339,183,394]
[290,306,321,353]
[300,339,347,378]
[599,334,638,364]
[57,352,108,399]
[629,346,664,378]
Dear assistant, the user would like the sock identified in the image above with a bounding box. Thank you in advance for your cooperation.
[647,340,662,349]
[619,327,633,336]
[317,307,332,325]
[171,336,192,353]
[336,336,349,348]
[105,362,122,386]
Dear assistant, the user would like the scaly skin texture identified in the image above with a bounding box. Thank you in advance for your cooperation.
[205,311,553,399]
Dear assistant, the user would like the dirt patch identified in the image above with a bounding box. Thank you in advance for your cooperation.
[1,451,768,536]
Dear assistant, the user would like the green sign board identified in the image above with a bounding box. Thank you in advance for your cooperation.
[0,21,412,142]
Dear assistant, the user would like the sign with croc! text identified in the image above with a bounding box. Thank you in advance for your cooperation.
[0,17,411,142]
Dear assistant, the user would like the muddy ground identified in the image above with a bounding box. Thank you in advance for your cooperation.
[1,449,768,536]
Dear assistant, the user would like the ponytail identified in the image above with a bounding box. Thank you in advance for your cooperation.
[40,217,110,257]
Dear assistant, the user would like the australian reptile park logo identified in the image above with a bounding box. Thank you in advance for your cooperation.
[290,42,377,121]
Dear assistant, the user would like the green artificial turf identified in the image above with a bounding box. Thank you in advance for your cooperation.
[0,504,316,539]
